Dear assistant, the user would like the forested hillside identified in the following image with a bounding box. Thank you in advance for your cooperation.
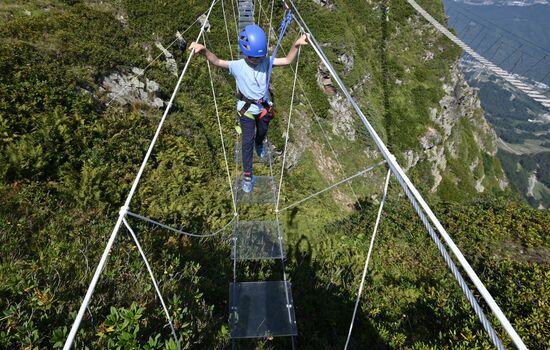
[0,0,548,349]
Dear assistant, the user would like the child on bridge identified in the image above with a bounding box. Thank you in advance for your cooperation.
[190,25,308,192]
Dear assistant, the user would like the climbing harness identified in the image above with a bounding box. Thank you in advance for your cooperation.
[236,89,274,119]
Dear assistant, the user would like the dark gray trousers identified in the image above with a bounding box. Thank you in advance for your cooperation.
[240,113,270,174]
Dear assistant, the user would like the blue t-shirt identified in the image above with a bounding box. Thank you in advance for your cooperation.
[228,57,270,115]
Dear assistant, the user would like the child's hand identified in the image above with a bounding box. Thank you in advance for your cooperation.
[295,33,310,47]
[189,42,205,54]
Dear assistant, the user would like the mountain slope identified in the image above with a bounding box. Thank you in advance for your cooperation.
[0,0,547,349]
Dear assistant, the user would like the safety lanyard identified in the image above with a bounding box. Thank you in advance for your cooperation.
[265,9,293,102]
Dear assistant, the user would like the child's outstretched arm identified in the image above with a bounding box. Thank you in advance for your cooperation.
[273,33,309,67]
[189,42,229,69]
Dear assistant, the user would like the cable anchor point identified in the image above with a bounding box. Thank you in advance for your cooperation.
[119,205,129,217]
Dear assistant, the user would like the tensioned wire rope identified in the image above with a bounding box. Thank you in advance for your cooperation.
[287,0,526,348]
[275,42,301,212]
[126,212,236,238]
[267,0,275,48]
[273,34,302,350]
[200,30,244,221]
[445,0,550,57]
[344,169,391,350]
[204,35,239,216]
[63,1,219,348]
[278,161,386,213]
[222,0,235,60]
[122,218,180,349]
[229,0,239,37]
[112,31,240,239]
[256,0,365,210]
[126,35,239,237]
[257,0,262,27]
[267,24,385,348]
[404,0,550,109]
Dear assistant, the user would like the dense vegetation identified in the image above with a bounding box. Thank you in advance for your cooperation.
[1,0,548,349]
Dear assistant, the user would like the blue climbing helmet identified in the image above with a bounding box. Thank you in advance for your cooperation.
[238,24,267,57]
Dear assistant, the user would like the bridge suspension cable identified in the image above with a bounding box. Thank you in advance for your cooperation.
[345,169,391,350]
[63,0,533,348]
[122,219,180,348]
[287,0,527,348]
[405,0,550,110]
[256,0,364,209]
[63,1,219,348]
[127,211,235,238]
[278,161,386,213]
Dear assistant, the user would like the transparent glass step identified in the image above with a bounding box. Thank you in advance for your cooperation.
[229,281,297,339]
[234,176,276,204]
[232,221,284,260]
[234,140,272,164]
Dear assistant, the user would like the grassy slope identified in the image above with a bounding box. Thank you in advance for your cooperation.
[0,0,547,349]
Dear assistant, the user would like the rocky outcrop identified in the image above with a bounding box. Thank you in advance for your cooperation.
[317,64,337,95]
[338,53,354,75]
[527,172,537,197]
[283,103,356,208]
[329,94,356,141]
[198,14,211,32]
[312,0,335,10]
[403,62,506,193]
[155,42,178,77]
[100,68,164,108]
[436,63,498,155]
[316,63,356,142]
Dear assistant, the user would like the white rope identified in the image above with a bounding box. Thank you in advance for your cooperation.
[344,169,391,350]
[122,219,181,350]
[127,211,235,238]
[283,49,364,209]
[221,0,234,60]
[275,45,301,212]
[257,0,262,27]
[230,0,239,37]
[257,1,277,43]
[405,0,549,109]
[256,3,364,209]
[279,161,386,212]
[204,37,238,215]
[257,5,364,210]
[62,1,219,348]
[267,0,275,48]
[288,1,524,348]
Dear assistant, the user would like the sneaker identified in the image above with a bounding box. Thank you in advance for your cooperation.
[255,144,265,159]
[242,173,256,193]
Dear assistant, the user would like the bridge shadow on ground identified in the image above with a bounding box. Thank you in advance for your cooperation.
[287,235,388,350]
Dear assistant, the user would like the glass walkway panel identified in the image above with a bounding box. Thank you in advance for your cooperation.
[232,221,284,260]
[235,141,273,164]
[234,176,277,204]
[229,281,297,338]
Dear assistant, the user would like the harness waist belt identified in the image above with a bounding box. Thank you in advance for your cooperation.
[236,90,274,119]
